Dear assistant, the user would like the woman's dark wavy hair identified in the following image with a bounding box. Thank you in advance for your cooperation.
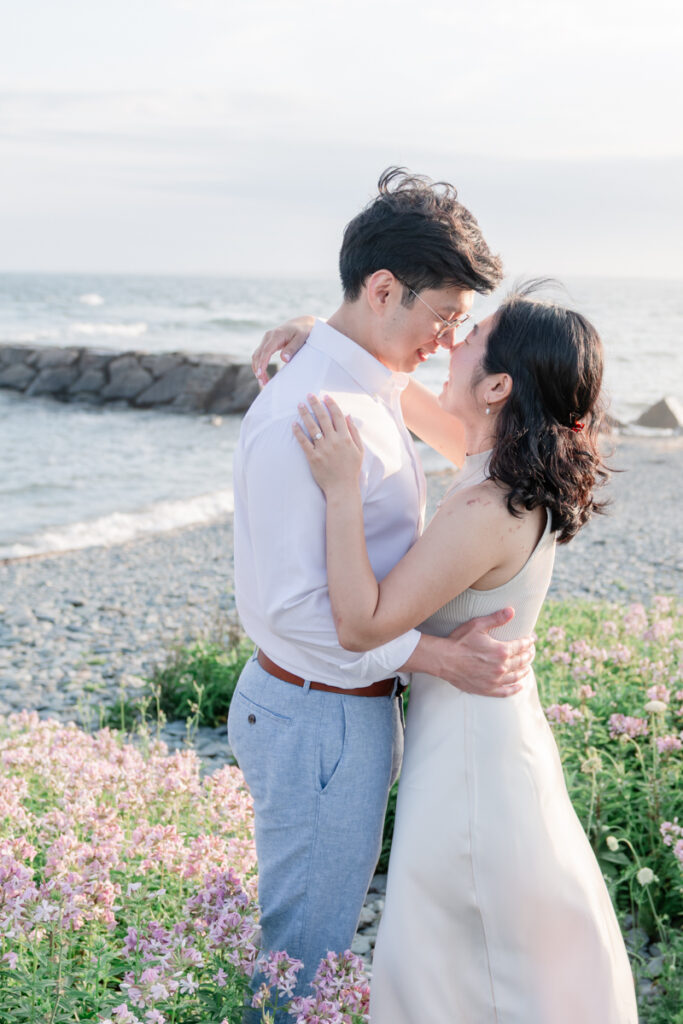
[340,167,503,300]
[482,281,609,543]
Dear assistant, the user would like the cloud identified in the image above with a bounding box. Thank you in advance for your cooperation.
[0,0,680,274]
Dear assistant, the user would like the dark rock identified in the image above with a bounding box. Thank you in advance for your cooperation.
[643,955,664,979]
[70,368,106,394]
[102,356,154,400]
[135,363,193,405]
[0,345,35,366]
[624,926,649,953]
[192,352,237,366]
[171,363,232,413]
[78,350,114,371]
[34,347,80,369]
[26,365,80,396]
[70,391,105,405]
[635,396,683,430]
[0,343,265,416]
[140,353,185,376]
[209,364,260,413]
[0,363,37,390]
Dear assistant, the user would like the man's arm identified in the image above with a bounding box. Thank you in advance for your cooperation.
[401,608,535,698]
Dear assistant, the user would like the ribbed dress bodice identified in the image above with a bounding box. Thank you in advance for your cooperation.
[418,450,556,642]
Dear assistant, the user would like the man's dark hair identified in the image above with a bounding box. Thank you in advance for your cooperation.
[339,167,503,302]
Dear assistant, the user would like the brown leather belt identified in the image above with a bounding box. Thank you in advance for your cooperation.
[257,649,403,697]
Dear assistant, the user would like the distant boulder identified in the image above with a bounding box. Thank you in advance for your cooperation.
[601,411,624,431]
[635,397,683,430]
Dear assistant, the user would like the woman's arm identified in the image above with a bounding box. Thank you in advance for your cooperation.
[294,395,509,651]
[400,378,466,467]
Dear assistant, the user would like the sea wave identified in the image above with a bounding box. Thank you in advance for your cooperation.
[206,316,269,331]
[70,322,148,338]
[0,489,234,562]
[7,328,59,343]
[79,293,104,306]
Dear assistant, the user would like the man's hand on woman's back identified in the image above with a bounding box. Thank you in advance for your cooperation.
[402,607,535,698]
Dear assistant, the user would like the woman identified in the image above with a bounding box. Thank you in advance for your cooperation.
[254,290,638,1023]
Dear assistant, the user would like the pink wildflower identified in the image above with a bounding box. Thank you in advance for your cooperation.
[644,618,674,643]
[251,982,271,1008]
[178,972,199,995]
[608,714,649,739]
[609,644,632,664]
[258,949,304,997]
[660,820,682,846]
[551,651,571,665]
[545,703,583,726]
[294,950,370,1022]
[623,603,647,634]
[578,684,596,700]
[547,626,566,644]
[572,658,594,680]
[647,684,671,704]
[111,1007,142,1024]
[656,735,683,754]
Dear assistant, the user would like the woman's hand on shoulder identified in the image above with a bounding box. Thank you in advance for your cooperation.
[293,395,364,495]
[252,315,317,386]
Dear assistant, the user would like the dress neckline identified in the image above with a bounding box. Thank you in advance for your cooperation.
[463,448,492,471]
[437,449,493,509]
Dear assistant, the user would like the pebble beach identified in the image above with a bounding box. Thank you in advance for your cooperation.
[1,430,681,972]
[1,433,681,730]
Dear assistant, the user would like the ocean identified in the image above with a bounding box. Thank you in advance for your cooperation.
[1,272,681,560]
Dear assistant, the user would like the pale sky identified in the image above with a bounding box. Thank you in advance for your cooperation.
[1,0,682,278]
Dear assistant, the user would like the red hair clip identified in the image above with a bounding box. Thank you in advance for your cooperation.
[570,421,585,433]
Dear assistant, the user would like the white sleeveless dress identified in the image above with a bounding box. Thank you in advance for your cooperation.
[370,451,638,1024]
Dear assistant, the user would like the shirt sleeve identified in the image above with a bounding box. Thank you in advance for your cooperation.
[237,416,420,682]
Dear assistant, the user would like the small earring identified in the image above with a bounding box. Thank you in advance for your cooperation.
[485,405,490,415]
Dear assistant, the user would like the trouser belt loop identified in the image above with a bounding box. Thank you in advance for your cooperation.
[302,678,312,694]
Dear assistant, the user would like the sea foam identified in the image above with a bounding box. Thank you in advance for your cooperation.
[0,489,234,562]
[70,322,148,338]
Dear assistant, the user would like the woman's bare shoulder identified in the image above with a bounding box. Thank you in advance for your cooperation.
[435,477,545,540]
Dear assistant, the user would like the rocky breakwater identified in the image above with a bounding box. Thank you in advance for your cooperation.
[0,343,262,414]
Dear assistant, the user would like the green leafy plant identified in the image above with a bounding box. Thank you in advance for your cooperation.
[107,624,254,731]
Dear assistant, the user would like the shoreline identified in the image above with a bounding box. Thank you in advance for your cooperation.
[0,434,681,726]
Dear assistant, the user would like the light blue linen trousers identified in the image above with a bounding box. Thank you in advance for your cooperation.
[227,652,404,1023]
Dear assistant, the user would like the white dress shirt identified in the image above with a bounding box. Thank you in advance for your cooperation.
[234,319,425,687]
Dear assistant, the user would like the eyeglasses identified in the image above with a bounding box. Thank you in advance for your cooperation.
[408,288,471,339]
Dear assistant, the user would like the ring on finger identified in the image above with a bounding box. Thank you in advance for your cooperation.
[314,431,323,441]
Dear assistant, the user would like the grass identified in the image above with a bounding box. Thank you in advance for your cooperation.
[107,621,253,732]
[100,597,683,1020]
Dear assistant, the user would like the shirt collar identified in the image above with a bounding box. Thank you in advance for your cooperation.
[307,319,409,398]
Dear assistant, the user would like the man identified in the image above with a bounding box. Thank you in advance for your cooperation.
[229,168,533,1019]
